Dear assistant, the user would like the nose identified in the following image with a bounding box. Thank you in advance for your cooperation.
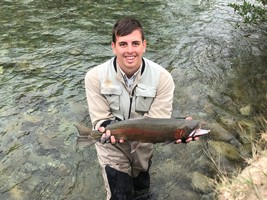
[126,44,133,53]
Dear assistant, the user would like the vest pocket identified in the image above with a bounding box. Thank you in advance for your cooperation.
[135,85,156,112]
[101,86,122,111]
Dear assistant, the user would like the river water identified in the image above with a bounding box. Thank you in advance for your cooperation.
[0,0,266,200]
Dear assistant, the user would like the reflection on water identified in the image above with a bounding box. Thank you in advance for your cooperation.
[0,0,266,199]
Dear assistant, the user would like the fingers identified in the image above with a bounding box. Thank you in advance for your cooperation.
[100,132,110,144]
[99,127,111,144]
[98,127,106,133]
[98,127,125,144]
[176,138,189,143]
[110,135,116,144]
[186,137,193,142]
[110,136,125,144]
[175,137,200,144]
[176,139,182,143]
[119,139,125,143]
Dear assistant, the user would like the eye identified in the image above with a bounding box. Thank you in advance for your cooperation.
[133,42,140,47]
[119,42,127,47]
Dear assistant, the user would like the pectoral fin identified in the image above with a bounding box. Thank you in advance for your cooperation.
[193,129,210,137]
[130,141,141,153]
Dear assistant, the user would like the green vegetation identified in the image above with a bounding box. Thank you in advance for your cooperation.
[229,0,266,24]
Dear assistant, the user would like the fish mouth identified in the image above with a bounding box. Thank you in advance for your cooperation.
[189,128,210,137]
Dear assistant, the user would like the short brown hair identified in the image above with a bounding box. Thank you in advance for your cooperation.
[112,18,145,43]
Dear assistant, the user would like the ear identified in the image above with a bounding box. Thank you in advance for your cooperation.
[111,42,117,55]
[143,40,147,53]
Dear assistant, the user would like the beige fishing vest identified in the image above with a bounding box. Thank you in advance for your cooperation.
[97,57,161,121]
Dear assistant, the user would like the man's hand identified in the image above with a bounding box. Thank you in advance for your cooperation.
[98,127,125,144]
[175,116,199,144]
[175,137,200,144]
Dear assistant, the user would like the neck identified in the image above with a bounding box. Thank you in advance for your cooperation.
[117,64,141,78]
[113,57,145,77]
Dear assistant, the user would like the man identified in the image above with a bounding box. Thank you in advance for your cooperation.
[85,18,196,200]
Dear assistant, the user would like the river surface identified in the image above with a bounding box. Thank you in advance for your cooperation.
[0,0,266,200]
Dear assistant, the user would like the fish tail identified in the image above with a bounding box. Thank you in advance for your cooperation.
[73,124,101,143]
[73,124,92,136]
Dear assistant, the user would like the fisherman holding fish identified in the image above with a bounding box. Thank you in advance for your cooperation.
[84,18,201,200]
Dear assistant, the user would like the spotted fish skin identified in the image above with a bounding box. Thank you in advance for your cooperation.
[74,118,209,144]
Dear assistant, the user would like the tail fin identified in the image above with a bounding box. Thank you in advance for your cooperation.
[74,124,101,145]
[73,124,92,136]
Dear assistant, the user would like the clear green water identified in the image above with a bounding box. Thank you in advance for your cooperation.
[0,0,266,199]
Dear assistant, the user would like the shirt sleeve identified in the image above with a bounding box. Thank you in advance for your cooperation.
[85,67,116,129]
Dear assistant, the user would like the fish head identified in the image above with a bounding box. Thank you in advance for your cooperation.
[184,120,210,137]
[184,120,201,132]
[175,120,210,139]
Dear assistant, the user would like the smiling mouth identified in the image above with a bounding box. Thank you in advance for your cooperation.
[124,56,137,63]
[124,56,136,59]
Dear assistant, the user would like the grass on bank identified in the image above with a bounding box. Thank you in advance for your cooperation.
[215,116,267,200]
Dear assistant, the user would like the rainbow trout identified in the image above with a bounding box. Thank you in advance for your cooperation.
[74,118,209,145]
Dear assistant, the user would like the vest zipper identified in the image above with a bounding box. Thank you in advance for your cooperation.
[128,86,136,119]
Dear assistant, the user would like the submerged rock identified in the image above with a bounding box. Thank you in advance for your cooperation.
[239,105,253,116]
[207,123,250,158]
[69,48,83,56]
[207,123,238,142]
[207,141,243,163]
[191,172,214,193]
[237,120,257,147]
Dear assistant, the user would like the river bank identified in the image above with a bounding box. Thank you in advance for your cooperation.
[216,131,267,200]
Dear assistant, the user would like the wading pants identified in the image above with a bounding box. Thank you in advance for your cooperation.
[95,141,153,200]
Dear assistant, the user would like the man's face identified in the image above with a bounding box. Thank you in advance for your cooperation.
[112,29,146,76]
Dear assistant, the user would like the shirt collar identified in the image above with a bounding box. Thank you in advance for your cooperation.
[113,56,146,75]
[118,65,140,88]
